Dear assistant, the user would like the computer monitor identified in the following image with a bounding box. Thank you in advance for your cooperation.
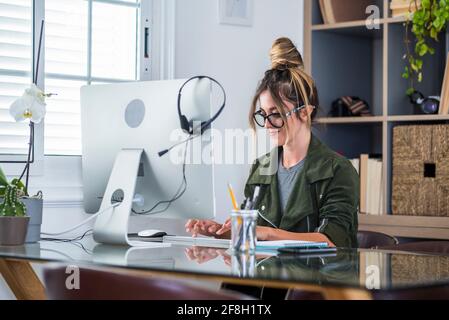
[80,79,216,246]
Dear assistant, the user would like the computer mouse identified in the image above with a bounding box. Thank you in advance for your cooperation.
[137,229,167,238]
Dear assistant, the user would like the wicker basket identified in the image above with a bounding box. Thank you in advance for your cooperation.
[391,254,449,286]
[392,124,449,217]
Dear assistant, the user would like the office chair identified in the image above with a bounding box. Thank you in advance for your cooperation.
[43,264,254,300]
[357,230,399,249]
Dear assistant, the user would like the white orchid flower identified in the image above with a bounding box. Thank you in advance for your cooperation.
[9,84,50,123]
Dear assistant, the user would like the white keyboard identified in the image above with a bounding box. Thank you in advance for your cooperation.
[128,240,172,248]
[163,236,230,249]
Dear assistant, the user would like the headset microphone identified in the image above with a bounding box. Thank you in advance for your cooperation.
[158,149,169,157]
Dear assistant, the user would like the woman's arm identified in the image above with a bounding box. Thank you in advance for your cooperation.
[257,226,336,247]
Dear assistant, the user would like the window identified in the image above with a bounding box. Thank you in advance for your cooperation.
[0,0,145,160]
[45,0,141,155]
[0,0,33,156]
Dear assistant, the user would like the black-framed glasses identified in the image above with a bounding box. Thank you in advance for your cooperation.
[253,105,306,129]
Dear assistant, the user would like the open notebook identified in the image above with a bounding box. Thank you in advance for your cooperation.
[163,236,328,250]
[256,240,328,250]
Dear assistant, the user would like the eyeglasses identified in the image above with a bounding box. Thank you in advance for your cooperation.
[253,105,307,129]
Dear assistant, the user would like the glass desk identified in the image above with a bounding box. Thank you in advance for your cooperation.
[1,237,449,300]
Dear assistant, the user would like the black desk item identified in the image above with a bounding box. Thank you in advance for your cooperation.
[278,246,338,255]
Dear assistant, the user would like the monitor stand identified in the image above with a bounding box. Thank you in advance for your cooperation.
[93,148,171,248]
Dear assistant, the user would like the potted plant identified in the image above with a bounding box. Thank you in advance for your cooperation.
[0,167,30,245]
[401,0,449,95]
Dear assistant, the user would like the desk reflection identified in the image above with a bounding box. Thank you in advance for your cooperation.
[183,246,359,286]
[93,244,175,269]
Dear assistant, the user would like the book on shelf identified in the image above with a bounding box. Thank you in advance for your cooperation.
[319,0,330,24]
[390,0,421,18]
[319,0,373,24]
[351,154,384,215]
[439,54,449,115]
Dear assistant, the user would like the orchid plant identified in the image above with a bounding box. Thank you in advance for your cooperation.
[9,83,49,123]
[0,83,51,217]
[0,20,50,217]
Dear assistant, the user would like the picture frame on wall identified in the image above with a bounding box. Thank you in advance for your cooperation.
[218,0,254,27]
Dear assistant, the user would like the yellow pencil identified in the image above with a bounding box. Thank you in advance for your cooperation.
[227,183,239,210]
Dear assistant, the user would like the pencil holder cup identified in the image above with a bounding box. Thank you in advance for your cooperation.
[231,251,256,278]
[230,210,258,254]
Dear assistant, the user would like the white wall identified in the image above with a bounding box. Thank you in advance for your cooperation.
[174,0,304,222]
[0,0,304,299]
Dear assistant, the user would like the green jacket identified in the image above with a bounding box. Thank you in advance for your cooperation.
[243,135,359,248]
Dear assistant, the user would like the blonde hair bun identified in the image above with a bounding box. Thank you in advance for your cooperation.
[270,37,304,71]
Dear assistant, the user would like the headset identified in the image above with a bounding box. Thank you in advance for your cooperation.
[158,75,226,157]
[178,75,226,134]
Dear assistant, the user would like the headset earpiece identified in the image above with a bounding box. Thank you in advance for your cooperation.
[179,115,191,134]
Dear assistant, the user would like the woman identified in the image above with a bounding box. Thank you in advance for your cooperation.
[186,37,359,248]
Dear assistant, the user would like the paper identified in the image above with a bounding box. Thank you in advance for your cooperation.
[256,240,328,250]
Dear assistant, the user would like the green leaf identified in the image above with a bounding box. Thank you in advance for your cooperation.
[430,28,438,39]
[407,87,416,96]
[422,0,431,9]
[416,59,423,69]
[0,167,8,187]
[11,178,28,196]
[418,43,428,56]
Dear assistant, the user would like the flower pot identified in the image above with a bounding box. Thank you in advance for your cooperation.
[21,198,43,243]
[0,197,42,243]
[0,216,30,246]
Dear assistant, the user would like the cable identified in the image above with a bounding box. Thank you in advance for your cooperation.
[132,137,190,215]
[41,203,120,237]
[41,230,95,256]
[258,211,278,229]
[41,229,93,242]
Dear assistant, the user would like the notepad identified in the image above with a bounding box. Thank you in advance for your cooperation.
[163,235,231,249]
[256,240,329,250]
[162,236,329,251]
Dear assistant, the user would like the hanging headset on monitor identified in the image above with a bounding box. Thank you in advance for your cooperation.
[158,75,226,157]
[178,75,226,135]
[141,76,226,216]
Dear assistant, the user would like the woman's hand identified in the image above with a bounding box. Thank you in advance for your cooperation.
[185,219,220,237]
[185,219,231,238]
[184,246,227,264]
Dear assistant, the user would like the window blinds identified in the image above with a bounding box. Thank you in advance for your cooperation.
[0,0,140,157]
[44,0,139,155]
[0,0,33,155]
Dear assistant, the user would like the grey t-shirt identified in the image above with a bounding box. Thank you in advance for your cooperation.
[277,154,305,214]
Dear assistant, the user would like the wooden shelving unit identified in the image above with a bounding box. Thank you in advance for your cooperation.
[304,0,449,240]
[316,116,384,124]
